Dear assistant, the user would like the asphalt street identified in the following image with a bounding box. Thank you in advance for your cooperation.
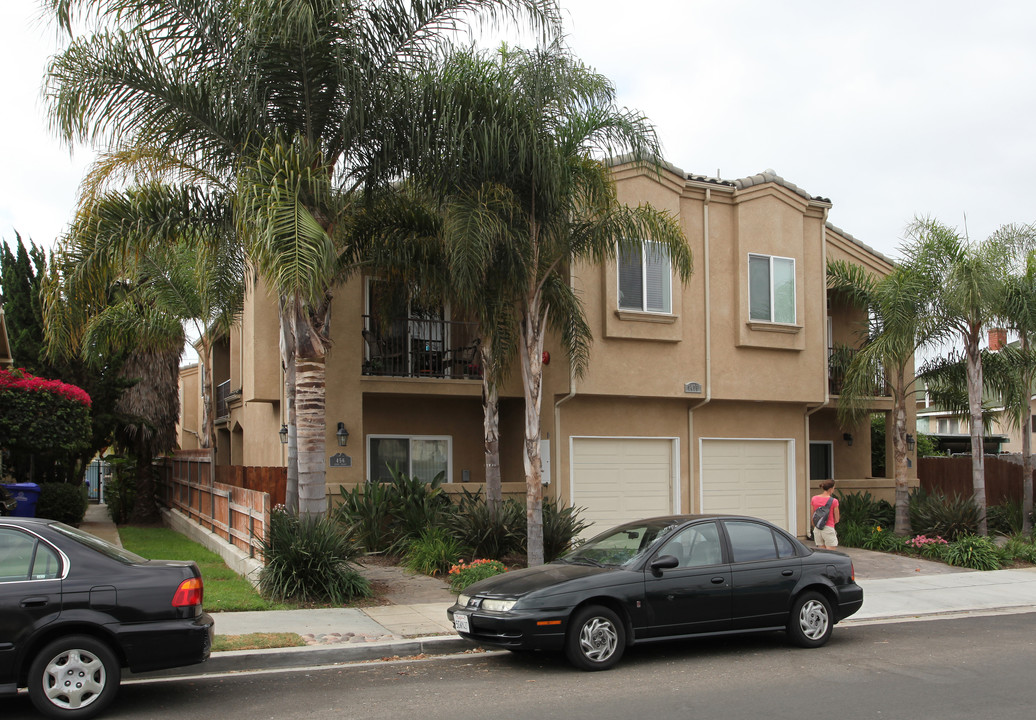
[7,612,1034,720]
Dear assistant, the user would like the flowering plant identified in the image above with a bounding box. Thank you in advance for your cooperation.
[906,534,948,549]
[0,367,91,407]
[448,558,506,593]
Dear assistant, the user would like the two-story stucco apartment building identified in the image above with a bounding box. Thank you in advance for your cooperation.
[178,162,915,538]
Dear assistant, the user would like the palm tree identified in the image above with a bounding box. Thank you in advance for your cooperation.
[45,0,561,517]
[827,259,940,535]
[907,218,1031,535]
[417,45,692,565]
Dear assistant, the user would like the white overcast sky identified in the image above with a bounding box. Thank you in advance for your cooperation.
[3,0,1036,262]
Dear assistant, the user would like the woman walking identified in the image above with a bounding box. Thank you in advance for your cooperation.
[811,480,840,549]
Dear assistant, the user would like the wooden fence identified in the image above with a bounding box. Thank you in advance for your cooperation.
[156,453,275,559]
[917,455,1034,505]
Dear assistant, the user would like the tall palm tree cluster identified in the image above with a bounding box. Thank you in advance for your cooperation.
[39,0,690,564]
[829,217,1036,537]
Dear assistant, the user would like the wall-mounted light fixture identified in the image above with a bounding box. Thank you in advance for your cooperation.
[279,424,288,445]
[906,433,916,451]
[336,422,349,447]
[843,432,853,447]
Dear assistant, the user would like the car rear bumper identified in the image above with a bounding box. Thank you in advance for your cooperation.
[447,605,566,651]
[836,584,864,621]
[114,612,214,673]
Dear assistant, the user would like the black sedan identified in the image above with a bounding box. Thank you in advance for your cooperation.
[0,517,214,719]
[448,514,862,670]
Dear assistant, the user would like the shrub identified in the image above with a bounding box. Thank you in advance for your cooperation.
[987,500,1024,537]
[837,520,871,548]
[335,467,455,555]
[104,456,137,524]
[402,527,463,576]
[507,497,590,562]
[862,526,908,553]
[837,491,895,528]
[944,535,1001,571]
[258,509,371,603]
[36,482,88,525]
[908,489,978,541]
[451,489,519,560]
[448,558,507,593]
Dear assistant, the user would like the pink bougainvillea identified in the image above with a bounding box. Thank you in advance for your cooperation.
[0,367,92,408]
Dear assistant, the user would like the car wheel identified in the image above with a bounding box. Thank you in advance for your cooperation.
[28,635,121,720]
[788,591,833,648]
[565,605,625,671]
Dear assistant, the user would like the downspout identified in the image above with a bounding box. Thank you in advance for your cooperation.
[688,187,713,513]
[803,207,831,535]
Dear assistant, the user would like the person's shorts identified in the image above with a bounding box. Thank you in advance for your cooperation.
[813,524,838,547]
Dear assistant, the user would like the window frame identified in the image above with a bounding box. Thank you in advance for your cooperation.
[748,253,797,324]
[366,434,452,483]
[618,241,673,315]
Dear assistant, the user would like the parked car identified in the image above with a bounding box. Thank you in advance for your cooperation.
[0,516,214,719]
[448,514,863,670]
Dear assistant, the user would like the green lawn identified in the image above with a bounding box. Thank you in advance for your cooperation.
[118,526,290,612]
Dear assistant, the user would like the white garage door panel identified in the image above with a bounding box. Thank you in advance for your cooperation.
[573,438,673,533]
[701,439,789,529]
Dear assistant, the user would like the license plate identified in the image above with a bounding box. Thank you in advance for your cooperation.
[454,612,470,633]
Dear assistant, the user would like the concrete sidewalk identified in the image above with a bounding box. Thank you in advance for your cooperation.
[79,505,1036,677]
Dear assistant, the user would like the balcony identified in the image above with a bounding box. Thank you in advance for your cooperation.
[828,347,891,397]
[362,316,482,379]
[215,380,232,419]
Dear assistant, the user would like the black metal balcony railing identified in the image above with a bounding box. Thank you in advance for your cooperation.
[362,316,482,379]
[215,379,232,418]
[828,348,891,397]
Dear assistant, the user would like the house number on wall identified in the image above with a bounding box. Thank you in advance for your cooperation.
[330,453,352,468]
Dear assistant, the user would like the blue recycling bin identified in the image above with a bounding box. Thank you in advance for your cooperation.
[2,483,41,517]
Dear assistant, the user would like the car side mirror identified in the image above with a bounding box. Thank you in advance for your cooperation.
[650,555,679,576]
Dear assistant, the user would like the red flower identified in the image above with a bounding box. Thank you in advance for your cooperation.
[0,368,92,408]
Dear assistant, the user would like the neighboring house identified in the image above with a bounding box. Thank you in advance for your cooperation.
[179,163,912,538]
[0,307,12,369]
[915,331,1025,455]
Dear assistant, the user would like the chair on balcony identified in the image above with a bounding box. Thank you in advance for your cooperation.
[362,329,404,375]
[448,337,482,378]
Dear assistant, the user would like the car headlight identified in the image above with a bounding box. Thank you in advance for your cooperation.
[457,594,471,608]
[481,598,517,612]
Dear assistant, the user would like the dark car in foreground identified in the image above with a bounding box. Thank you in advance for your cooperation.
[0,517,214,719]
[448,514,862,670]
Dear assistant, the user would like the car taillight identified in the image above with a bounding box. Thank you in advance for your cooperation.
[850,562,855,582]
[172,577,204,607]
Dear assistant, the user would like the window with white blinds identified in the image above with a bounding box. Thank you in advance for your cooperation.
[618,242,672,313]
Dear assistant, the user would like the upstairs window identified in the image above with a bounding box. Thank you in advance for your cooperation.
[619,242,672,313]
[749,254,796,323]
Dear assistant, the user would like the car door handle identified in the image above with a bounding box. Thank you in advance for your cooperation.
[711,577,726,584]
[21,597,49,608]
[782,570,794,576]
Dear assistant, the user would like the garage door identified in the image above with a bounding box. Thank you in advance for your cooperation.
[700,439,790,529]
[572,438,674,535]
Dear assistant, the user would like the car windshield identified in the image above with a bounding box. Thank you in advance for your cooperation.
[49,521,148,565]
[562,520,679,568]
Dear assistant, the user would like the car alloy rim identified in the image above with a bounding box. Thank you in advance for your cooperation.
[578,616,618,662]
[798,599,829,640]
[42,648,107,710]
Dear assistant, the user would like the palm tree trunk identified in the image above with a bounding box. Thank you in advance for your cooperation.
[965,331,988,535]
[520,295,546,567]
[1022,332,1034,535]
[295,355,327,517]
[279,301,299,515]
[481,341,502,513]
[892,366,911,535]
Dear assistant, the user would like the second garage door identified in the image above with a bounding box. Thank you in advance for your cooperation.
[571,438,675,535]
[700,439,791,530]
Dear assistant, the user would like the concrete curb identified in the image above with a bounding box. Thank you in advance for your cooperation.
[131,635,479,679]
